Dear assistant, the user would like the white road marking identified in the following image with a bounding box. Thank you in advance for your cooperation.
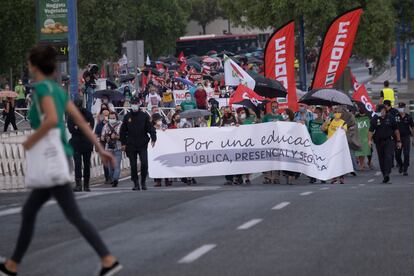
[0,191,124,218]
[359,184,366,186]
[375,171,382,176]
[272,202,290,210]
[178,244,217,264]
[0,207,21,217]
[237,219,263,230]
[319,187,330,190]
[300,191,313,196]
[368,179,375,183]
[119,176,131,181]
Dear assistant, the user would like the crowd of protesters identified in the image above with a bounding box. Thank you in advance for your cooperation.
[80,73,413,188]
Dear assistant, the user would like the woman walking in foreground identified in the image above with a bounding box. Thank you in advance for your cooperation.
[0,45,122,276]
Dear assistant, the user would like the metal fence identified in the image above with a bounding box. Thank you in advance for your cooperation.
[0,107,176,131]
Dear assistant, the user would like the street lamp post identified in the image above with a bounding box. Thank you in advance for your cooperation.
[67,0,78,100]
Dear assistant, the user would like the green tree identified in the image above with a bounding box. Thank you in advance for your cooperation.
[219,0,397,66]
[189,0,223,34]
[124,0,190,57]
[77,0,130,66]
[0,0,36,80]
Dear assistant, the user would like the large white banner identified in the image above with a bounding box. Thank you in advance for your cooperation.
[148,122,353,180]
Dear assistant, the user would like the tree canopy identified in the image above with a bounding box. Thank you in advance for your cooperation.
[219,0,409,66]
[0,0,412,78]
[189,0,223,34]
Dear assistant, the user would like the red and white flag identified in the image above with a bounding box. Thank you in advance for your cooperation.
[178,51,186,63]
[312,8,363,89]
[264,20,298,111]
[350,70,375,113]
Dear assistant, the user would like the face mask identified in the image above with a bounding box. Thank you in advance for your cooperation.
[334,113,342,119]
[282,114,288,120]
[131,105,139,112]
[398,108,405,113]
[186,97,192,101]
[109,119,117,125]
[299,107,306,112]
[240,114,246,120]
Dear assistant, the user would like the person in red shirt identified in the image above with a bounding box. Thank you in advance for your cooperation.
[194,83,207,109]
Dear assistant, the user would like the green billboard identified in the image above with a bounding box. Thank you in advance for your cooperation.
[37,0,68,42]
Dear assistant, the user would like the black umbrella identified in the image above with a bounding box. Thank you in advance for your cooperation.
[142,68,162,76]
[93,89,124,102]
[187,61,202,71]
[106,79,118,89]
[180,109,212,119]
[251,75,287,98]
[188,56,203,63]
[120,75,135,83]
[298,88,353,107]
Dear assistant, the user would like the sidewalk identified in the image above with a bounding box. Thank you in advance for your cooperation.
[367,66,411,101]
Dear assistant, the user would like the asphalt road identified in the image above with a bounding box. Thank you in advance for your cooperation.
[1,149,414,276]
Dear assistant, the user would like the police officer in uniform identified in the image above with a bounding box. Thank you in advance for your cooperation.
[368,105,402,183]
[395,102,414,175]
[120,98,156,191]
[379,80,395,107]
[383,100,399,167]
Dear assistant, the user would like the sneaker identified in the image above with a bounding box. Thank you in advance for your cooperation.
[0,259,17,276]
[141,183,147,190]
[382,176,390,184]
[403,172,408,176]
[112,181,118,187]
[99,261,123,276]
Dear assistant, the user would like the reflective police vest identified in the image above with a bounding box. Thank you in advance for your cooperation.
[208,110,222,127]
[382,88,395,107]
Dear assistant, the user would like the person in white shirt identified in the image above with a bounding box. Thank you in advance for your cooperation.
[145,86,161,109]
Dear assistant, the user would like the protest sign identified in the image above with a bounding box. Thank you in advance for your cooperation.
[173,90,189,105]
[149,122,353,180]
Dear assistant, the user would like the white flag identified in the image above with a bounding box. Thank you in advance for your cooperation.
[224,55,255,90]
[146,55,151,66]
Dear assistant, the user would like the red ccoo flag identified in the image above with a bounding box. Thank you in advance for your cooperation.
[350,70,375,113]
[178,51,186,63]
[312,8,363,89]
[229,84,265,106]
[264,21,298,111]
